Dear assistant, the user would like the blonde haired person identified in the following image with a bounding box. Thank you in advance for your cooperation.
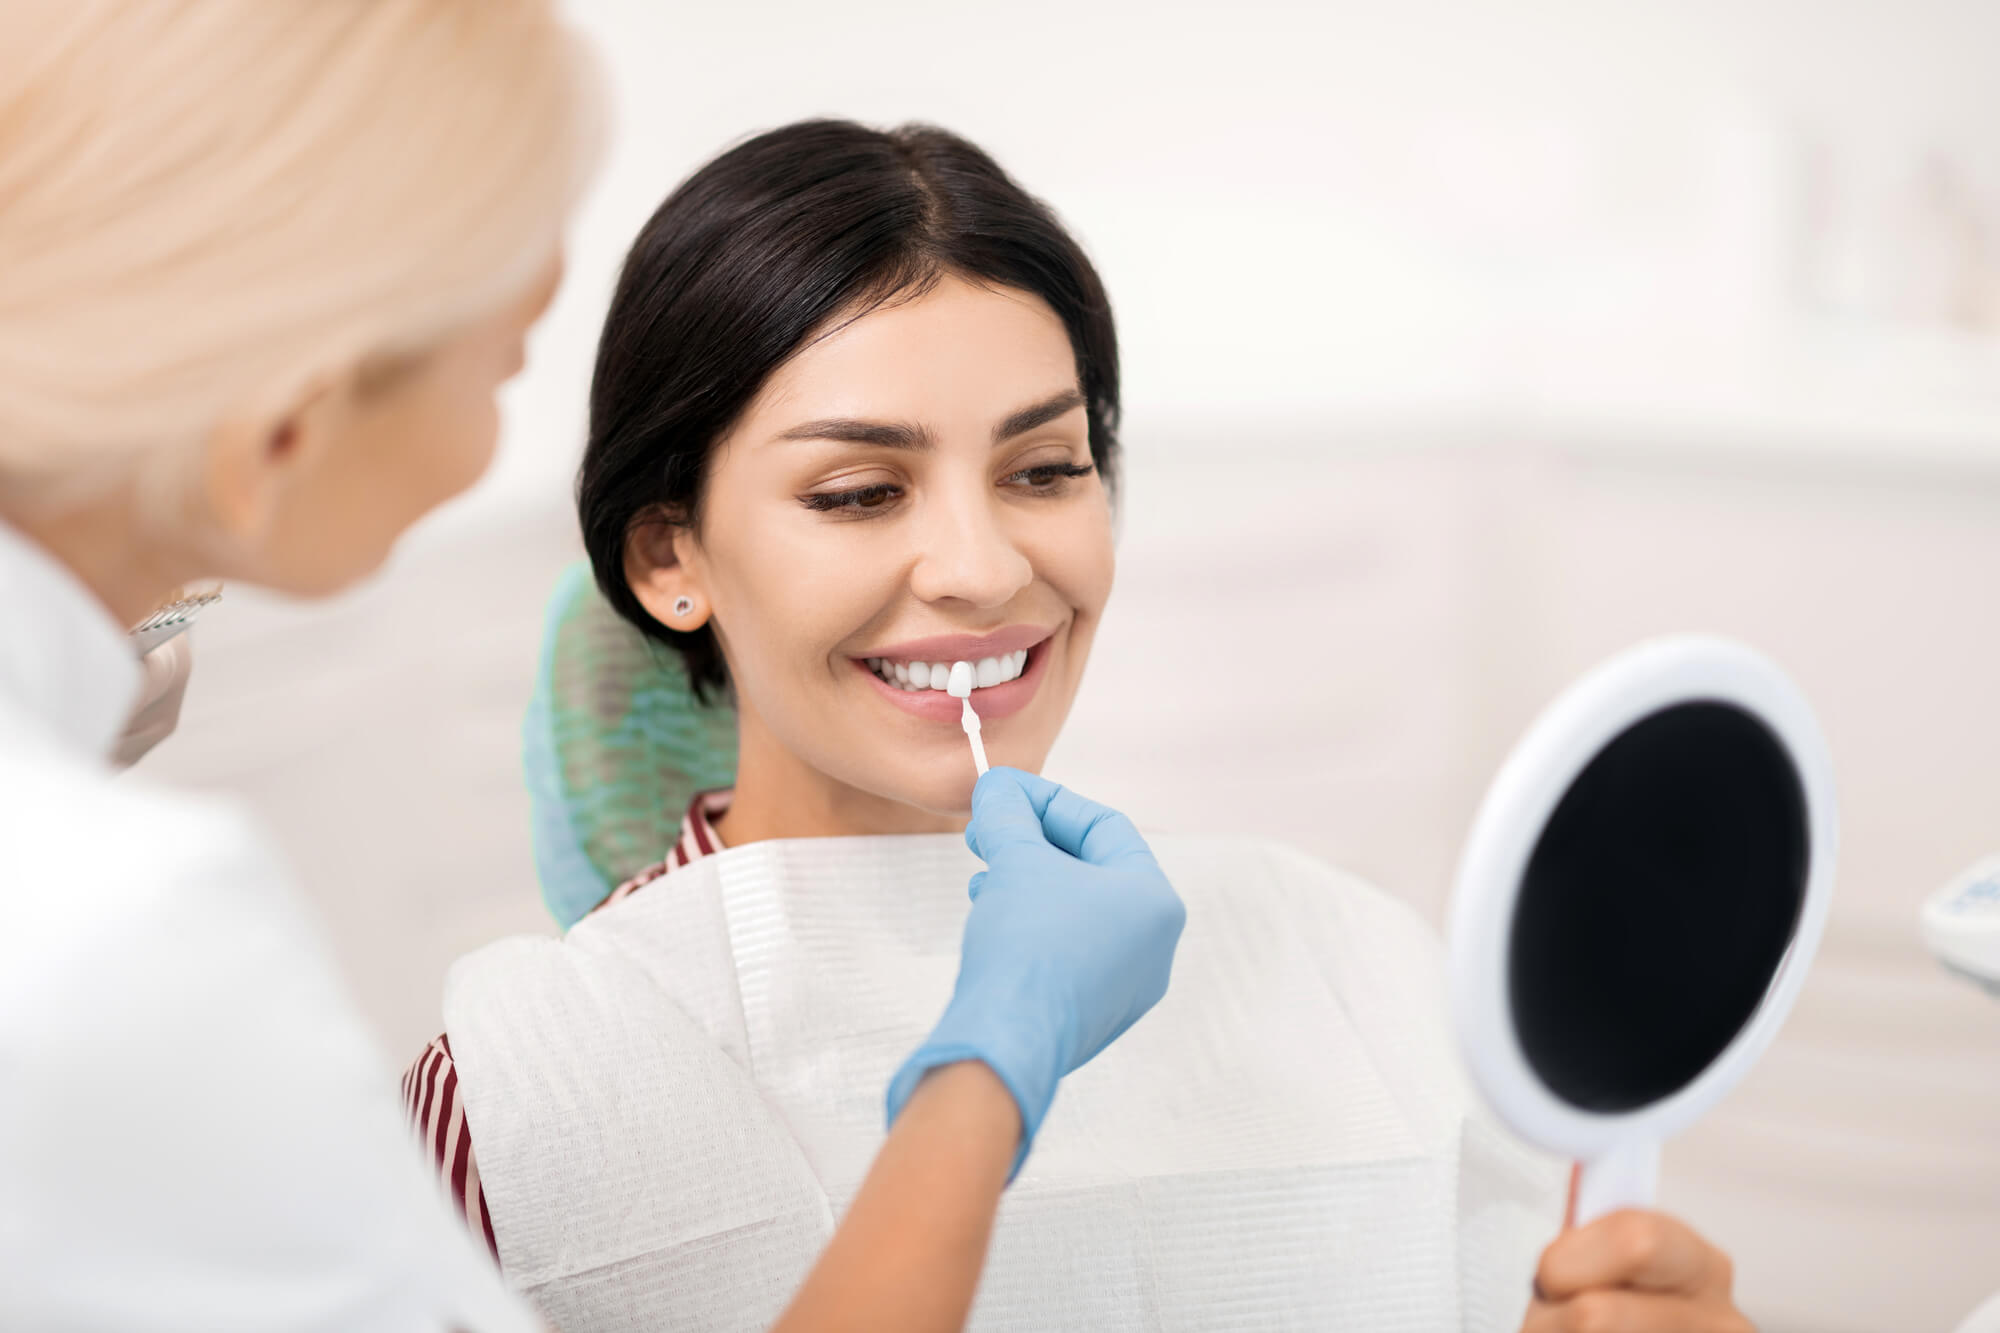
[0,5,1184,1331]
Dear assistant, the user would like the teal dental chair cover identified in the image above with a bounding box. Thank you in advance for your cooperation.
[523,561,738,928]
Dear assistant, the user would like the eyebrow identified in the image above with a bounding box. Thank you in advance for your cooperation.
[994,389,1086,442]
[773,417,935,450]
[772,388,1086,452]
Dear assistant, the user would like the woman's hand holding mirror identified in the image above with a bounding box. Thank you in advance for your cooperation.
[1448,636,1836,1332]
[1522,1207,1752,1333]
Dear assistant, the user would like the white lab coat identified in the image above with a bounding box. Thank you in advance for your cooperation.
[0,521,535,1333]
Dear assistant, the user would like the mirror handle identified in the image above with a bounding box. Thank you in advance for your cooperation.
[1571,1138,1660,1227]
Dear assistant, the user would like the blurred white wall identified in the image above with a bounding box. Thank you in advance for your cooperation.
[430,0,2000,545]
[149,3,2000,1331]
[1052,430,2000,1333]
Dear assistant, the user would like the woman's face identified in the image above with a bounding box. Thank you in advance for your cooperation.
[640,274,1115,819]
[229,255,563,596]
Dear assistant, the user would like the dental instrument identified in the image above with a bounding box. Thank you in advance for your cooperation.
[129,585,222,657]
[1923,861,2000,1332]
[1923,856,2000,996]
[947,660,988,776]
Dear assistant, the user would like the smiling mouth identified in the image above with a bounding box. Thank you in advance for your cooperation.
[866,650,1030,693]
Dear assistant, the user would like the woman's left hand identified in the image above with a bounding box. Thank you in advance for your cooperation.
[1523,1208,1754,1333]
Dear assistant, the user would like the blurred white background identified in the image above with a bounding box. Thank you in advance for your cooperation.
[147,1,2000,1328]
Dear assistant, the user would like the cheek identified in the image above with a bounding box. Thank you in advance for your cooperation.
[256,364,506,595]
[346,365,501,526]
[701,506,887,685]
[414,369,503,497]
[1037,502,1117,630]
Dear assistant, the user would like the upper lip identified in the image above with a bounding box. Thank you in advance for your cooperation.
[859,625,1053,662]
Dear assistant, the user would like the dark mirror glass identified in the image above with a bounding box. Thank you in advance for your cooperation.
[1507,701,1809,1112]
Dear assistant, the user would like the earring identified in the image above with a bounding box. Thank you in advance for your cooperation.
[672,595,695,618]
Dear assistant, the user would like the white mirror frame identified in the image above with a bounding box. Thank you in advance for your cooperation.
[1448,636,1838,1222]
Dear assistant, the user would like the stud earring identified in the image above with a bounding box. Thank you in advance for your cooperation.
[672,595,695,618]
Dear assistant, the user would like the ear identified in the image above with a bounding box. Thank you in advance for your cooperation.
[622,507,711,632]
[202,375,348,545]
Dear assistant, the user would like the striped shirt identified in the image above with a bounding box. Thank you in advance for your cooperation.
[402,789,733,1262]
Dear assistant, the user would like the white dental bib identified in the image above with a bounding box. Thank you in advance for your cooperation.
[443,834,1564,1331]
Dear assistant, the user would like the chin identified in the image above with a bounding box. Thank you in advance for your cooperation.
[890,766,980,820]
[268,534,398,599]
[894,741,1053,820]
[862,752,984,821]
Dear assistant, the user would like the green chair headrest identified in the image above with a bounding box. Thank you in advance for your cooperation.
[524,561,737,928]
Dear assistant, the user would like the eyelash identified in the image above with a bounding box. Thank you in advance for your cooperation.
[800,461,1096,514]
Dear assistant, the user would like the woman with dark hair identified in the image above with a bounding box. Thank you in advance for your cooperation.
[415,121,1753,1332]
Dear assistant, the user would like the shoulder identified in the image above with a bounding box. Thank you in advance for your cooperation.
[0,753,382,1139]
[1146,832,1465,1113]
[1145,832,1442,960]
[0,758,534,1330]
[0,753,294,1006]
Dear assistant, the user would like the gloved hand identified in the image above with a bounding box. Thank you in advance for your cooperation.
[885,767,1186,1177]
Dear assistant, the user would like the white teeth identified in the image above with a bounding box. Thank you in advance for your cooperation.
[867,648,1033,693]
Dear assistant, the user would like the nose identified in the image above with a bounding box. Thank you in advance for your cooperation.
[907,488,1033,610]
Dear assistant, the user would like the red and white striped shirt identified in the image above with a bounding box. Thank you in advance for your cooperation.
[402,789,733,1261]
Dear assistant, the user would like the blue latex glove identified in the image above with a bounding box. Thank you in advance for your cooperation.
[885,767,1186,1178]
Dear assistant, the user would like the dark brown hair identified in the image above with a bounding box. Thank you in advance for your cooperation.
[576,119,1120,700]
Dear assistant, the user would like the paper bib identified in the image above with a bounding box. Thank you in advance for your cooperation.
[444,834,1563,1330]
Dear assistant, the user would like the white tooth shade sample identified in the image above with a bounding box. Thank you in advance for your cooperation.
[947,661,975,698]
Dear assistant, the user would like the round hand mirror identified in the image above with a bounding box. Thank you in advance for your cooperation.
[1448,636,1837,1224]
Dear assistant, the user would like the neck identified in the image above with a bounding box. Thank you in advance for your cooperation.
[0,492,202,629]
[715,697,964,848]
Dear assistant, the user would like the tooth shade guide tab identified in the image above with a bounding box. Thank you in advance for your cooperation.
[959,694,989,776]
[962,701,990,775]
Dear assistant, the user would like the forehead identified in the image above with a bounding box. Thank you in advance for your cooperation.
[745,274,1079,429]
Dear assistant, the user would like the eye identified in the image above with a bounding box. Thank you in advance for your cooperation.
[1004,461,1096,494]
[801,482,903,515]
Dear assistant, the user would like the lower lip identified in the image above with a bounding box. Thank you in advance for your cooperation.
[853,640,1053,723]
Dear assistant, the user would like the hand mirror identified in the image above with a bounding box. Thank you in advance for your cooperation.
[1448,636,1837,1223]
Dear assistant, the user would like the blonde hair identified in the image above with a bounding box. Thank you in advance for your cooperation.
[0,0,603,507]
